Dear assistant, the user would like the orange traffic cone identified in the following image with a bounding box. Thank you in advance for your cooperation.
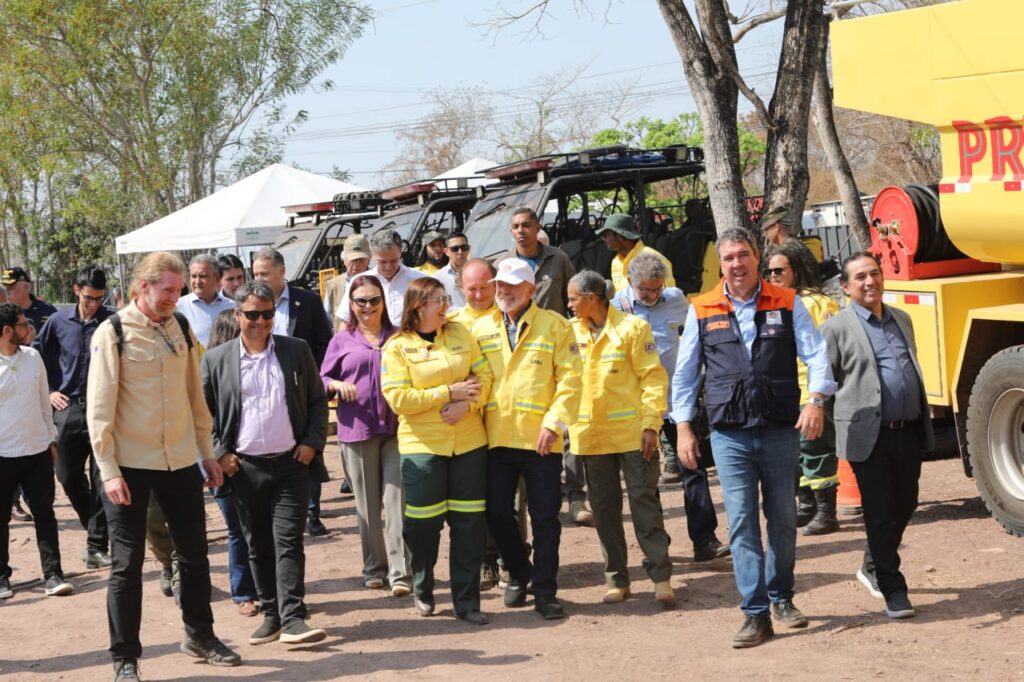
[836,458,862,515]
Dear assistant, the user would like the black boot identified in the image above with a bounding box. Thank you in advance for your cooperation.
[803,487,839,535]
[796,486,815,528]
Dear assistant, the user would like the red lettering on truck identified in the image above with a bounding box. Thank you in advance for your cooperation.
[954,120,987,183]
[987,116,1024,181]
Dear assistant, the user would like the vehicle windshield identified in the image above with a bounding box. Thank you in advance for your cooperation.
[465,184,547,258]
[274,227,320,279]
[364,203,422,242]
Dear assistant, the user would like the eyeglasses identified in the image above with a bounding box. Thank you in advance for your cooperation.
[447,244,470,253]
[352,295,382,307]
[426,295,451,305]
[637,285,665,296]
[239,309,275,321]
[765,267,792,277]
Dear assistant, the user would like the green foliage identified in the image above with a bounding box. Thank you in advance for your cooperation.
[0,0,369,300]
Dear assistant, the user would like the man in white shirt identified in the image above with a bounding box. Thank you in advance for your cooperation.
[336,228,424,327]
[176,254,235,348]
[435,232,471,310]
[0,302,72,600]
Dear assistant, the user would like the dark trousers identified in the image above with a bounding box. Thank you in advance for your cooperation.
[212,491,258,604]
[850,427,923,598]
[562,449,586,503]
[487,447,563,598]
[232,453,310,625]
[103,465,214,661]
[401,448,487,615]
[0,451,63,581]
[54,402,109,552]
[307,479,322,517]
[662,420,719,548]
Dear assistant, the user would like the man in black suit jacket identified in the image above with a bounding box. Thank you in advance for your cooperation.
[251,247,334,535]
[821,252,934,620]
[200,280,329,646]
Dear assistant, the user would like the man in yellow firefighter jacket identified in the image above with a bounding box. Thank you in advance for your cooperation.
[472,258,581,621]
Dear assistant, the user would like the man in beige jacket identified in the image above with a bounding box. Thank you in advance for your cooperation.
[87,252,240,681]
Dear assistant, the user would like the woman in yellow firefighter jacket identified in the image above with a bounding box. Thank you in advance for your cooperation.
[566,270,675,606]
[381,277,493,624]
[766,240,840,536]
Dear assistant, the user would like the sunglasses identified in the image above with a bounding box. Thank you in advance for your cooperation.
[239,309,275,321]
[765,267,792,277]
[353,295,383,307]
[447,244,470,253]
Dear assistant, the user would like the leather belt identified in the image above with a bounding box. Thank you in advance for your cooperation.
[237,450,294,460]
[881,419,917,430]
[72,396,87,406]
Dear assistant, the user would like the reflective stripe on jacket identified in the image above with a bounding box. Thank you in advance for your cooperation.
[381,321,492,456]
[694,280,800,430]
[472,304,581,451]
[569,306,667,455]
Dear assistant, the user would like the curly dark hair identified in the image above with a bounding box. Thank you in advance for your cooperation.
[765,239,822,294]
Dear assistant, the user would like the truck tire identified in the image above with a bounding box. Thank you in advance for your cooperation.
[966,345,1024,537]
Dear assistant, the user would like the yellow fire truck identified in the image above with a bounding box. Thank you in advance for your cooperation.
[832,0,1024,535]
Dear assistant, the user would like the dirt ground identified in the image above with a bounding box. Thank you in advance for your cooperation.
[2,449,1022,681]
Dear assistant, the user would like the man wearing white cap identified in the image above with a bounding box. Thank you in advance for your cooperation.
[324,234,372,333]
[472,258,582,621]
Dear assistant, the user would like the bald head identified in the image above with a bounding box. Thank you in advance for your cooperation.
[459,259,497,312]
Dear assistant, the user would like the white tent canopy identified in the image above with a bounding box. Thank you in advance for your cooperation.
[115,164,368,255]
[431,157,499,187]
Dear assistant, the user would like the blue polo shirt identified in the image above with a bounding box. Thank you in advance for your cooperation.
[32,304,115,398]
[611,286,688,412]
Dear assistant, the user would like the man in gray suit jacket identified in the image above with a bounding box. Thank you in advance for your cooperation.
[200,280,329,647]
[821,252,934,620]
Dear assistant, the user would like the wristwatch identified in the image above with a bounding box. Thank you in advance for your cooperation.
[807,396,825,408]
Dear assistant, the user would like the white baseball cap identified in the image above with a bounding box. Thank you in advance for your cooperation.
[491,258,535,286]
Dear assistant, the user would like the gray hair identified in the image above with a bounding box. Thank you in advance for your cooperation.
[233,279,275,306]
[251,248,285,268]
[189,253,222,277]
[368,228,402,254]
[716,227,758,255]
[570,270,609,303]
[627,252,669,284]
[511,207,540,223]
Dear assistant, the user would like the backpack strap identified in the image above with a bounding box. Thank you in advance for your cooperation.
[109,311,193,354]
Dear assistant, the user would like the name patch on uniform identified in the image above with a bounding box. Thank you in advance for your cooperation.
[530,359,544,366]
[449,345,466,353]
[707,320,730,332]
[478,333,500,341]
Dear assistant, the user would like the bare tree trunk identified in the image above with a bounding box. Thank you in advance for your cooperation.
[762,0,825,229]
[811,16,871,250]
[657,0,747,235]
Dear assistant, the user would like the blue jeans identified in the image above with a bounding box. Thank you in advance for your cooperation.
[710,426,799,616]
[212,492,258,604]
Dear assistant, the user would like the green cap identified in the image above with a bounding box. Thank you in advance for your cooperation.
[595,213,641,240]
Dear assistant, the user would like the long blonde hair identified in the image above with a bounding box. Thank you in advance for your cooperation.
[129,252,185,299]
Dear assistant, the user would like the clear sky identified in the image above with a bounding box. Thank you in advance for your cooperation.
[278,0,783,189]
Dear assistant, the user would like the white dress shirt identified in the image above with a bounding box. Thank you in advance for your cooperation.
[0,346,58,458]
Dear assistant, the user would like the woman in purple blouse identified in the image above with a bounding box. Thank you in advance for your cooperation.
[320,274,411,595]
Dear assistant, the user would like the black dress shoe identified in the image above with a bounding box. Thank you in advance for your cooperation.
[307,514,328,537]
[180,635,242,667]
[693,538,731,562]
[504,580,528,608]
[534,595,566,620]
[85,549,112,569]
[771,599,809,628]
[732,614,774,649]
[456,610,489,625]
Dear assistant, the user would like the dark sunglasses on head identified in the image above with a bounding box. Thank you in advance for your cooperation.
[240,309,275,321]
[353,295,383,307]
[765,267,791,277]
[447,244,470,252]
